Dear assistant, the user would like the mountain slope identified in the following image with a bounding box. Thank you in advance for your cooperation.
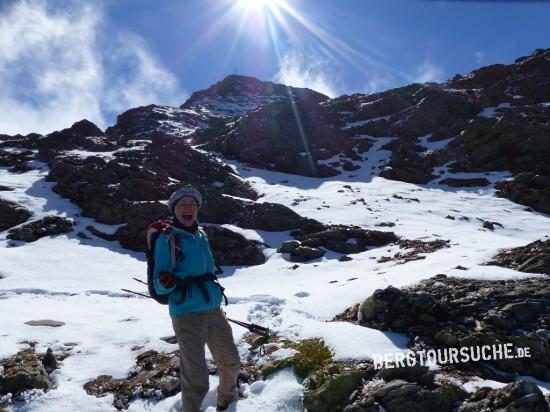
[0,49,549,411]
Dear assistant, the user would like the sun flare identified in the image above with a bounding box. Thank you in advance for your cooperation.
[237,0,281,12]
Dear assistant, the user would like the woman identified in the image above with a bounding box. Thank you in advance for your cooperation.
[153,186,241,412]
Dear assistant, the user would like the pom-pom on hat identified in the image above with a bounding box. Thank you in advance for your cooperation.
[168,186,203,212]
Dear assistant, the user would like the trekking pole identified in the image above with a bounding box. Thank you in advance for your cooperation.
[121,288,150,298]
[227,318,270,339]
[122,288,270,338]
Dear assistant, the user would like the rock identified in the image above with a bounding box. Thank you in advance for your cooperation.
[203,225,265,266]
[200,90,351,177]
[293,224,398,255]
[278,240,300,253]
[434,329,459,346]
[483,221,495,230]
[159,336,177,344]
[84,350,182,410]
[459,381,549,412]
[289,245,325,262]
[25,320,65,327]
[7,216,73,242]
[354,276,550,381]
[0,198,32,231]
[496,172,550,215]
[236,202,315,231]
[0,348,53,396]
[369,380,467,412]
[376,365,430,383]
[377,239,450,264]
[304,368,369,412]
[159,376,180,396]
[439,177,491,187]
[42,348,58,372]
[485,239,550,275]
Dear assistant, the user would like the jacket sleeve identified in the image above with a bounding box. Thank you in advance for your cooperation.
[202,235,216,274]
[153,233,177,295]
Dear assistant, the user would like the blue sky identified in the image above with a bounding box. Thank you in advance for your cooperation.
[1,0,549,135]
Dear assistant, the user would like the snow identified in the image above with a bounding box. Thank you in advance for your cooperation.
[478,102,512,118]
[1,141,550,410]
[343,115,391,129]
[417,134,454,152]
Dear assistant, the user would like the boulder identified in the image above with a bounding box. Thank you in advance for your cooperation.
[0,348,53,396]
[7,216,74,242]
[203,225,265,266]
[0,198,32,231]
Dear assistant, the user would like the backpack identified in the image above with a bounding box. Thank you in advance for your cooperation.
[145,217,224,305]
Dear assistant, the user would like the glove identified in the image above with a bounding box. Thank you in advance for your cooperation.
[159,272,176,288]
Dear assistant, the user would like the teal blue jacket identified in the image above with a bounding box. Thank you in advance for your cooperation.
[152,225,222,318]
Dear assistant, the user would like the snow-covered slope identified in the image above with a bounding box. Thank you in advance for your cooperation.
[1,140,549,411]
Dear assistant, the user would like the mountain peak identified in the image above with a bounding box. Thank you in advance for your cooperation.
[180,74,328,118]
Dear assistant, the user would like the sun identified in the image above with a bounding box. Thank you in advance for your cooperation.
[237,0,281,12]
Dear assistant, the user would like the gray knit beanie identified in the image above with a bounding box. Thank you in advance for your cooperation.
[168,186,203,212]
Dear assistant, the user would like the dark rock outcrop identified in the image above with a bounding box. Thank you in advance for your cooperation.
[7,216,73,242]
[485,238,550,275]
[203,225,266,266]
[0,198,32,231]
[291,224,399,254]
[356,275,550,381]
[199,95,352,177]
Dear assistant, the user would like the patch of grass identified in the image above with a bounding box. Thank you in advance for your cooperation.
[290,339,333,379]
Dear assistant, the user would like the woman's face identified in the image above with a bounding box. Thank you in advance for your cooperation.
[174,196,198,227]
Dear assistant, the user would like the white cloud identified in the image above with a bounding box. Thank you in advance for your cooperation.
[0,0,186,136]
[273,50,342,98]
[414,60,445,83]
[362,70,395,94]
[474,51,486,66]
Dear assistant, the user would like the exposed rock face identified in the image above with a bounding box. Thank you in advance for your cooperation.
[323,49,550,214]
[105,105,206,140]
[7,216,74,242]
[446,48,550,107]
[485,238,550,275]
[182,74,328,119]
[199,96,352,177]
[0,198,32,231]
[357,275,550,381]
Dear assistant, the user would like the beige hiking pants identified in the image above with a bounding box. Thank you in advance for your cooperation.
[172,308,241,412]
